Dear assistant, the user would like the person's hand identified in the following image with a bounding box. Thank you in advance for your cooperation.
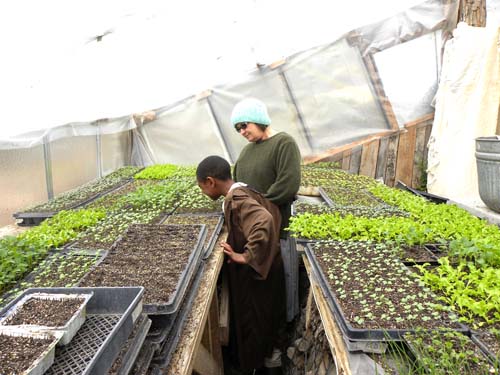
[220,241,248,264]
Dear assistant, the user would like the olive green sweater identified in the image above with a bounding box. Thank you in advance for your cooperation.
[234,132,302,238]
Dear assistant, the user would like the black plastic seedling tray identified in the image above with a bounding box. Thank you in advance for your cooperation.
[0,287,145,375]
[471,333,500,368]
[111,313,151,375]
[305,244,470,342]
[202,214,224,260]
[147,312,178,346]
[143,224,207,315]
[159,213,224,260]
[151,260,206,370]
[13,179,134,227]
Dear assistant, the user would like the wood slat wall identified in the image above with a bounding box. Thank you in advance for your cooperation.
[304,114,434,189]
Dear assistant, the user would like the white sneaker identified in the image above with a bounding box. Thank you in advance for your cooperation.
[264,348,282,368]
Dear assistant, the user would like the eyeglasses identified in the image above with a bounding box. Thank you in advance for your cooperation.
[234,122,249,133]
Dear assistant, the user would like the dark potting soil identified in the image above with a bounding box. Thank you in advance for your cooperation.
[79,224,202,305]
[3,297,85,327]
[398,245,438,263]
[163,214,221,249]
[0,333,54,374]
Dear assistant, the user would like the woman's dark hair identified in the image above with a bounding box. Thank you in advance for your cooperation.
[196,155,232,181]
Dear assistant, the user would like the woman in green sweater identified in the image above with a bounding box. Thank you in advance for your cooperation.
[231,97,302,369]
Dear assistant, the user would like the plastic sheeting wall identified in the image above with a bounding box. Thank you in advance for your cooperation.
[0,146,47,226]
[140,98,227,165]
[50,135,98,196]
[374,31,441,126]
[101,131,130,175]
[285,38,389,151]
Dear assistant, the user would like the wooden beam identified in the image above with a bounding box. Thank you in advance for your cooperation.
[303,256,352,375]
[458,0,487,27]
[404,113,434,129]
[166,232,227,374]
[304,287,314,333]
[359,139,380,178]
[303,130,395,164]
[362,53,400,131]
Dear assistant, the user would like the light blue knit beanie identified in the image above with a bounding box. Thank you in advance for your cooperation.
[230,98,271,126]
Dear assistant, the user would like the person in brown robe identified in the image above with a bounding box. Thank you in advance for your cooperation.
[196,155,286,374]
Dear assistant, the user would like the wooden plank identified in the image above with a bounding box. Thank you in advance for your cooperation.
[349,145,362,175]
[362,53,400,131]
[384,133,400,187]
[395,127,417,187]
[342,151,351,171]
[209,287,224,373]
[412,126,427,189]
[193,344,220,375]
[303,130,395,164]
[219,270,230,346]
[404,113,434,130]
[166,232,227,375]
[359,139,380,178]
[303,256,352,375]
[375,136,390,181]
[304,287,314,333]
[458,0,487,27]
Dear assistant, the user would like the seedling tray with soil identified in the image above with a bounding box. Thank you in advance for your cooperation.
[397,244,440,265]
[0,292,93,345]
[79,224,207,314]
[14,166,141,224]
[0,327,62,375]
[0,250,105,310]
[471,323,500,369]
[404,328,496,374]
[161,213,224,259]
[30,286,144,375]
[306,241,468,341]
[107,313,151,375]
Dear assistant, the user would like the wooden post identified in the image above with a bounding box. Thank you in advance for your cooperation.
[359,139,380,178]
[458,0,487,27]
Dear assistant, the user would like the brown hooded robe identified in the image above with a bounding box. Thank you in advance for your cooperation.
[223,186,286,371]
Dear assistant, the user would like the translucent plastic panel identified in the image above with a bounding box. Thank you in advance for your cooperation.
[0,146,47,226]
[373,32,440,126]
[141,99,226,165]
[51,136,98,196]
[101,131,130,176]
[210,70,313,162]
[284,38,389,153]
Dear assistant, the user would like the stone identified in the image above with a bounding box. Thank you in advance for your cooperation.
[298,337,312,352]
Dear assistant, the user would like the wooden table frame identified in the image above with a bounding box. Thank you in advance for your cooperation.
[164,231,227,375]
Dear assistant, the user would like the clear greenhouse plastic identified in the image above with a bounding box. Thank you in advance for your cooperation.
[0,0,459,226]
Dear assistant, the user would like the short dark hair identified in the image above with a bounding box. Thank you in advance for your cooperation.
[196,156,232,181]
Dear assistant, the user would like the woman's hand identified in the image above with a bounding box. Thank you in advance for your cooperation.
[221,241,248,264]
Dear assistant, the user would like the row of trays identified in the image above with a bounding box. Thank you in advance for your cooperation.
[0,216,224,374]
[0,286,144,375]
[13,179,135,226]
[304,243,499,369]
